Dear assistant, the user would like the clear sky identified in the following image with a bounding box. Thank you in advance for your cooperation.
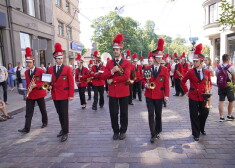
[79,0,209,49]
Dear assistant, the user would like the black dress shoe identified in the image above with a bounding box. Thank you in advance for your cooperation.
[100,105,104,108]
[193,136,199,141]
[87,98,91,101]
[154,134,160,139]
[61,134,68,142]
[82,105,86,109]
[92,106,97,110]
[201,131,206,135]
[173,94,179,96]
[57,130,63,137]
[119,133,126,140]
[129,103,134,105]
[41,123,47,128]
[139,99,142,101]
[18,128,29,133]
[113,133,119,140]
[181,93,185,96]
[150,137,155,143]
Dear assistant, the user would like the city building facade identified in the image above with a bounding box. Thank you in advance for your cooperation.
[203,0,235,63]
[53,0,81,66]
[0,0,54,67]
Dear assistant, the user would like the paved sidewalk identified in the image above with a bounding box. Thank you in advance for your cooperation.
[0,85,235,168]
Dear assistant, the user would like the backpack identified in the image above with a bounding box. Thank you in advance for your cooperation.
[217,64,232,88]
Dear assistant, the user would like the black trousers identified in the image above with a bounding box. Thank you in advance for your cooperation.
[87,83,92,99]
[25,98,48,131]
[0,81,7,102]
[129,84,133,104]
[189,99,209,138]
[78,87,86,105]
[170,76,174,87]
[105,81,109,92]
[146,97,163,137]
[92,85,104,107]
[174,78,183,95]
[109,96,128,134]
[53,99,69,134]
[133,81,142,100]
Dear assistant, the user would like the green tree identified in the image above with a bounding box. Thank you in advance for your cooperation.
[81,44,87,55]
[203,45,210,56]
[217,0,235,31]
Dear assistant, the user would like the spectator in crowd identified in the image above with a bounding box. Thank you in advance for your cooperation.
[215,54,235,122]
[46,63,51,73]
[16,63,24,88]
[203,56,215,108]
[0,99,13,121]
[7,63,15,91]
[40,64,46,72]
[0,65,8,104]
[21,66,27,100]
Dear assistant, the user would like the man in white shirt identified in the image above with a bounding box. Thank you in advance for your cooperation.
[0,65,8,104]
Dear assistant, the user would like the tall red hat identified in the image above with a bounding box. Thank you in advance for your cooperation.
[140,56,144,62]
[89,60,93,65]
[107,57,110,61]
[181,52,186,59]
[174,52,180,60]
[93,50,101,60]
[152,38,164,57]
[113,34,124,49]
[165,53,169,58]
[53,43,64,58]
[193,43,205,60]
[25,47,34,62]
[148,51,153,60]
[75,53,83,62]
[126,50,131,60]
[132,53,138,61]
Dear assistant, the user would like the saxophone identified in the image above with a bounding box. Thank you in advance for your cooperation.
[26,75,36,98]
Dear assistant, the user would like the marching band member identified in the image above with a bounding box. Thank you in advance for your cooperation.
[140,56,145,70]
[126,50,135,105]
[181,52,189,74]
[143,38,170,143]
[75,53,89,109]
[18,47,48,133]
[181,43,212,141]
[132,53,143,101]
[173,52,185,96]
[87,60,93,100]
[165,54,171,74]
[148,51,154,66]
[105,57,111,95]
[102,34,131,140]
[170,55,176,87]
[90,51,106,110]
[47,43,74,142]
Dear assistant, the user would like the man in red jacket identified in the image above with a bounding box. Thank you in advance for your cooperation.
[18,47,48,133]
[143,38,170,143]
[181,43,212,141]
[75,53,89,109]
[90,51,106,110]
[173,52,184,96]
[126,50,135,105]
[47,43,74,142]
[181,52,189,75]
[132,53,143,101]
[102,34,131,140]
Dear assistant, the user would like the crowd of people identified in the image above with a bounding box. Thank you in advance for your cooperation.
[1,34,235,143]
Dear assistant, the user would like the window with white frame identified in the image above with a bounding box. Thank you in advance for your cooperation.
[66,1,71,14]
[67,26,72,40]
[56,0,62,7]
[209,3,218,24]
[58,21,64,36]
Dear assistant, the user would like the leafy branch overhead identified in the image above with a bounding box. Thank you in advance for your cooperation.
[217,0,235,31]
[91,11,210,58]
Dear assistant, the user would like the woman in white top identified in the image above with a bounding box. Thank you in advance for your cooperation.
[203,56,214,108]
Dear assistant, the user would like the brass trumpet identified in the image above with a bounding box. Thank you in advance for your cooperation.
[202,78,212,109]
[42,83,50,89]
[143,69,156,89]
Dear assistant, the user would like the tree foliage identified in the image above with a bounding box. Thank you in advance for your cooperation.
[91,11,208,59]
[217,0,235,31]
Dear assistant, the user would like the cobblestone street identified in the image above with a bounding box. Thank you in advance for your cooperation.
[0,86,235,168]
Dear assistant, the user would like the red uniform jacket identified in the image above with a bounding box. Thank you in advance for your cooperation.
[47,65,74,100]
[75,66,89,87]
[143,65,170,99]
[165,63,171,73]
[134,64,143,82]
[182,62,189,75]
[90,65,106,86]
[25,68,46,100]
[102,59,131,97]
[181,68,212,101]
[173,63,184,79]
